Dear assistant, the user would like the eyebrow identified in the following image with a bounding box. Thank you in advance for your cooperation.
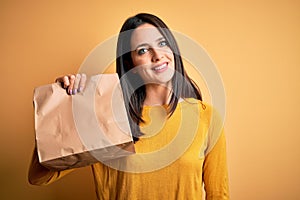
[134,37,165,50]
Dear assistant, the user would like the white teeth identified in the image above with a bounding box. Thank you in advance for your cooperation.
[153,63,167,71]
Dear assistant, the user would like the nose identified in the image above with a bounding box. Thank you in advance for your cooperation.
[151,48,164,62]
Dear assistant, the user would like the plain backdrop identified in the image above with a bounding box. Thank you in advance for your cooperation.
[0,0,299,199]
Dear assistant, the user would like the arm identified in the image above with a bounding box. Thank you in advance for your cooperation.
[203,130,230,200]
[28,147,74,186]
[202,105,229,199]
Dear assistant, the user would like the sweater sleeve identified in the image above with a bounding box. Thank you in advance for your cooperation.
[28,147,74,186]
[203,130,229,199]
[202,105,230,199]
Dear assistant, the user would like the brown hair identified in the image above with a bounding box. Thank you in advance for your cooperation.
[116,13,202,141]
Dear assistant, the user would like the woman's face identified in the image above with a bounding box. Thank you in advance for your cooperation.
[130,23,175,86]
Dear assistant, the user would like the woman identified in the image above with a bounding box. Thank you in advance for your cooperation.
[29,13,229,199]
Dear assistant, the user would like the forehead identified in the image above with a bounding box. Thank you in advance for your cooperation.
[130,23,163,48]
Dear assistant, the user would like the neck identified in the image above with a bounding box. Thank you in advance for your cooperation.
[143,83,172,106]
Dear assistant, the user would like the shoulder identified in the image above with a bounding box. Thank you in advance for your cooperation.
[180,98,213,117]
[180,98,210,109]
[180,98,224,128]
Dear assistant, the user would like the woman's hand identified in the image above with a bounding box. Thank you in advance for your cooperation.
[55,74,87,95]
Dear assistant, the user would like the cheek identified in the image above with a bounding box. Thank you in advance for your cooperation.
[167,52,174,60]
[167,54,175,68]
[130,52,137,67]
[131,54,144,67]
[130,56,143,74]
[163,49,174,61]
[131,56,150,68]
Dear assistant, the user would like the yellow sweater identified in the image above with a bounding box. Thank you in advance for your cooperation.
[29,99,229,199]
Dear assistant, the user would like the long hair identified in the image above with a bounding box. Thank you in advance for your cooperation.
[116,13,202,142]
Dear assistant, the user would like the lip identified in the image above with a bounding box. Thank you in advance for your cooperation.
[152,62,168,72]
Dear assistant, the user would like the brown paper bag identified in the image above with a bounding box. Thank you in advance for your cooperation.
[33,73,135,170]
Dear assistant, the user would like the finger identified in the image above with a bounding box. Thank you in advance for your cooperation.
[55,75,70,89]
[55,76,63,83]
[68,75,76,95]
[72,74,81,94]
[78,73,87,92]
[63,76,70,88]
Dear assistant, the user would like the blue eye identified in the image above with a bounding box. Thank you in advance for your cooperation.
[137,48,148,55]
[159,40,168,47]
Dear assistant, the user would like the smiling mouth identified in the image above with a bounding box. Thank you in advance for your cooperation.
[152,63,167,71]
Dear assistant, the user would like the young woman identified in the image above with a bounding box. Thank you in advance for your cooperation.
[29,13,229,199]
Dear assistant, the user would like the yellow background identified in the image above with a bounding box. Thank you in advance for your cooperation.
[1,0,299,199]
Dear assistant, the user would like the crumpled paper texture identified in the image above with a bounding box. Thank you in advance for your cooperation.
[33,73,135,170]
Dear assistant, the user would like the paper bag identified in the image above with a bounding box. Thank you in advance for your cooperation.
[33,73,135,170]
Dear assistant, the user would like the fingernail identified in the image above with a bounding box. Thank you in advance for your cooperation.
[73,89,77,95]
[78,87,83,93]
[68,89,72,95]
